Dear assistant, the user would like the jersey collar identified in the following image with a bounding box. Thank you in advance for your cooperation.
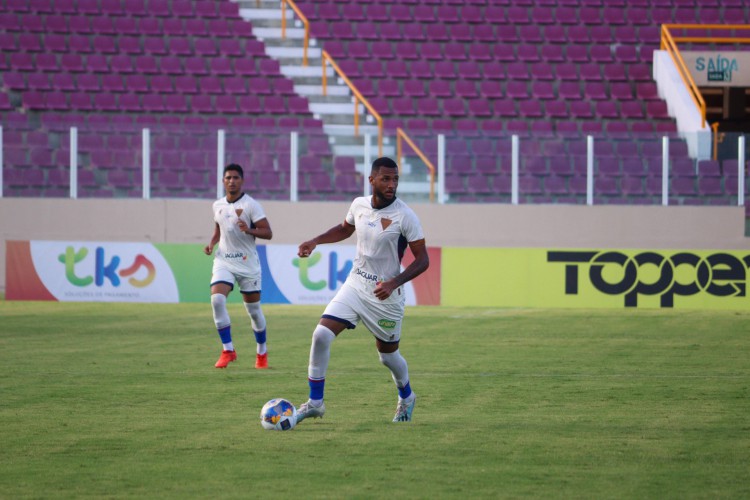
[226,192,246,204]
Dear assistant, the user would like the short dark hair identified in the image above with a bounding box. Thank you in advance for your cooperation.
[224,163,244,179]
[371,156,398,175]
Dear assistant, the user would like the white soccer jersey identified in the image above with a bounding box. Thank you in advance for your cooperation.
[344,196,424,302]
[212,193,266,277]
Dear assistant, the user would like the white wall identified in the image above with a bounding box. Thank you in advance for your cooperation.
[1,198,748,292]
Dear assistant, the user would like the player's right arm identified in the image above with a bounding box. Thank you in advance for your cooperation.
[204,223,221,255]
[298,221,355,257]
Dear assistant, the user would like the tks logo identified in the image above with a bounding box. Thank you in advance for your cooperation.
[547,251,749,308]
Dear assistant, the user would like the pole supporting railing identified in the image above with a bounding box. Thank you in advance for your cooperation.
[711,122,720,161]
[396,127,436,203]
[281,0,309,66]
[321,50,383,157]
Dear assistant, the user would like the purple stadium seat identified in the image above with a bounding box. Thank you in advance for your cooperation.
[507,63,529,80]
[443,98,465,117]
[556,63,578,81]
[621,101,645,119]
[479,80,504,99]
[531,63,555,81]
[60,54,85,72]
[455,80,478,99]
[494,99,515,117]
[559,81,582,100]
[457,61,482,80]
[531,81,556,100]
[425,23,450,42]
[433,61,456,79]
[506,81,529,99]
[416,97,440,116]
[541,45,565,63]
[519,100,543,118]
[468,43,493,62]
[546,101,568,119]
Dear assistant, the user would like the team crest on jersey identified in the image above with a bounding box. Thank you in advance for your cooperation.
[381,218,392,230]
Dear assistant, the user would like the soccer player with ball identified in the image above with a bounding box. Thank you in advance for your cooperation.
[295,157,430,423]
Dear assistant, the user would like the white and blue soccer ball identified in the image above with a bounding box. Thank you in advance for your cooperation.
[260,398,297,431]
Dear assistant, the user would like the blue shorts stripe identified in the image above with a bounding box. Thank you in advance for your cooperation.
[322,314,356,329]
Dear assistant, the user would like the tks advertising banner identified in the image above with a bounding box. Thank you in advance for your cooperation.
[5,241,441,305]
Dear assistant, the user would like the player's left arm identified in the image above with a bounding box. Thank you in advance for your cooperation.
[204,223,221,255]
[374,239,429,300]
[239,217,273,240]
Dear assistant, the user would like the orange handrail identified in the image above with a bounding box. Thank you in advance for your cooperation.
[660,24,750,129]
[280,0,309,66]
[396,128,436,203]
[660,25,707,128]
[321,50,383,156]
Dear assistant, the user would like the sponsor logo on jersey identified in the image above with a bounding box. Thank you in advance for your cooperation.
[224,252,247,260]
[378,319,397,329]
[355,268,379,282]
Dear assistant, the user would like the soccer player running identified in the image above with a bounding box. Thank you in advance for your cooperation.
[204,163,273,369]
[295,157,430,423]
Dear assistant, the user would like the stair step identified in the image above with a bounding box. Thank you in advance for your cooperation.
[238,7,293,20]
[333,144,396,156]
[280,65,334,78]
[267,46,322,59]
[309,102,365,115]
[324,124,383,137]
[253,27,308,40]
[296,84,350,97]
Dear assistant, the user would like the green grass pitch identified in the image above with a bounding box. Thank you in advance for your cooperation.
[1,300,749,499]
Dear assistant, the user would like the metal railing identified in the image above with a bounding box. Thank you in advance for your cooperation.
[280,0,310,66]
[396,128,436,202]
[660,24,750,130]
[660,24,708,128]
[321,50,383,157]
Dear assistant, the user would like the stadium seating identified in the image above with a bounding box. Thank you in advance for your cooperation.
[0,0,746,207]
[0,0,325,199]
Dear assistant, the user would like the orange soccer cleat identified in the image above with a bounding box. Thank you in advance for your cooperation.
[215,350,237,368]
[255,352,268,369]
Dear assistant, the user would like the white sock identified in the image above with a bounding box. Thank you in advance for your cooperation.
[244,302,266,331]
[379,350,410,393]
[244,302,267,354]
[211,294,230,330]
[211,294,233,351]
[308,325,336,380]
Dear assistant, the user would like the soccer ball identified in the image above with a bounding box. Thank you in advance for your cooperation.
[260,398,297,431]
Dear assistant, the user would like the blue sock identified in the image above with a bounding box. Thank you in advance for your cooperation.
[254,329,266,344]
[398,382,412,400]
[218,326,232,345]
[308,378,325,401]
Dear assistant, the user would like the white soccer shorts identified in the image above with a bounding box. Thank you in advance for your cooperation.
[322,281,404,343]
[210,265,262,294]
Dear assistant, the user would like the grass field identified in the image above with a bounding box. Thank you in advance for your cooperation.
[1,300,749,499]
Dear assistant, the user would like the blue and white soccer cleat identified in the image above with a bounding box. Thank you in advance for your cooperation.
[392,395,416,422]
[296,400,326,423]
